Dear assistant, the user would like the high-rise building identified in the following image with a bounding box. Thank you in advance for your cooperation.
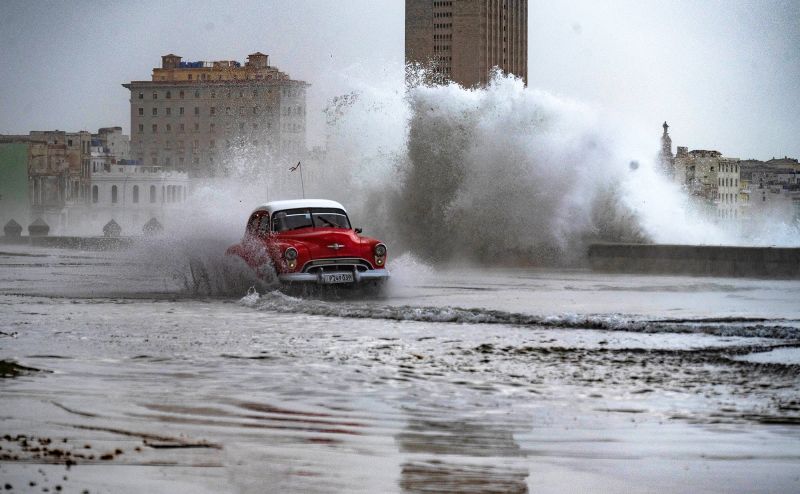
[405,0,528,87]
[123,53,308,178]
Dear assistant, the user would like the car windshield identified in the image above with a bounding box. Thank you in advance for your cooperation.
[311,208,351,229]
[272,207,351,232]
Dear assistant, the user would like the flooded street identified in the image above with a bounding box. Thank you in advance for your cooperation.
[1,246,799,493]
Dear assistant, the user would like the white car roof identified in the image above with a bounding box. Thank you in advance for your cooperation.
[254,199,347,215]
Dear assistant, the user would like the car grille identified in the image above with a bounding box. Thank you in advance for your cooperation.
[302,258,374,273]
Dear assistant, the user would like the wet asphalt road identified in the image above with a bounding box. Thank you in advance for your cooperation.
[1,245,799,493]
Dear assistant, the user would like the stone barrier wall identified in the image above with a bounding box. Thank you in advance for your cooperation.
[0,236,134,251]
[588,243,800,279]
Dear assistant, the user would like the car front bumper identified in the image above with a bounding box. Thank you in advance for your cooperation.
[278,269,390,284]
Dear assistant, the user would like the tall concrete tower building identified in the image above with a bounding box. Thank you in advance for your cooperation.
[405,0,528,87]
[659,121,674,175]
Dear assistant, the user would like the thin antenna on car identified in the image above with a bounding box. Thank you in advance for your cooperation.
[290,161,305,198]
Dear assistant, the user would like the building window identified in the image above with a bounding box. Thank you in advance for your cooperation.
[153,92,158,100]
[210,123,215,132]
[132,185,139,203]
[210,139,215,148]
[179,107,184,115]
[194,107,199,115]
[111,185,118,204]
[194,90,200,98]
[180,123,185,132]
[152,108,158,116]
[188,74,192,80]
[210,106,216,115]
[179,90,184,99]
[166,124,172,132]
[166,107,172,116]
[152,124,157,133]
[253,106,259,114]
[92,185,98,203]
[166,91,171,99]
[138,92,144,99]
[194,123,199,131]
[226,107,231,115]
[211,91,216,98]
[138,107,144,116]
[138,124,144,133]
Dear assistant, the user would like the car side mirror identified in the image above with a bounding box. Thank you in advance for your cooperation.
[354,227,363,234]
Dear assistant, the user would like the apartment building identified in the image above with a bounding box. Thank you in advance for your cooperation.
[123,53,308,178]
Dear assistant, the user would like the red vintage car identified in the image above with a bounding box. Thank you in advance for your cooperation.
[226,199,389,285]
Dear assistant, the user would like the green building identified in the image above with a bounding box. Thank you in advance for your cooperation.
[0,141,30,229]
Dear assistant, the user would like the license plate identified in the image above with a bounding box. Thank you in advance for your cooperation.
[321,272,354,284]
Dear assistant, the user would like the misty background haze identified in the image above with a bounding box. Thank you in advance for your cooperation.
[1,0,798,159]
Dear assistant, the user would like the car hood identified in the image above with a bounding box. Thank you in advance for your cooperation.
[279,228,370,261]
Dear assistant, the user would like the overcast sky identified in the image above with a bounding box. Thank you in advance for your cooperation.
[0,0,797,159]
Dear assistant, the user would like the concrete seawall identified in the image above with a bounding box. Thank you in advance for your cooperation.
[0,236,134,251]
[588,243,800,279]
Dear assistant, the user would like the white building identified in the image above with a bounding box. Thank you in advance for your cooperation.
[83,158,189,235]
[94,127,130,161]
[715,157,741,220]
[672,146,742,222]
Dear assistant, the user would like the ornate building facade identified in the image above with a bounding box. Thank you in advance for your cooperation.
[661,123,742,220]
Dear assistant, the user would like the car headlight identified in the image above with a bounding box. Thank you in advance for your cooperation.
[374,244,387,257]
[284,247,298,260]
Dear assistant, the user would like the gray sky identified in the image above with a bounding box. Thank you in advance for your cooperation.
[1,0,797,159]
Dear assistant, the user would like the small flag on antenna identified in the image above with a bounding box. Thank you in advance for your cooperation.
[290,161,301,172]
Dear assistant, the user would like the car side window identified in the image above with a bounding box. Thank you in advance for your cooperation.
[246,214,260,235]
[246,211,270,237]
[257,214,270,236]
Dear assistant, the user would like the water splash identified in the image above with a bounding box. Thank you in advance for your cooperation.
[313,67,798,262]
[238,289,800,340]
[118,65,798,294]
